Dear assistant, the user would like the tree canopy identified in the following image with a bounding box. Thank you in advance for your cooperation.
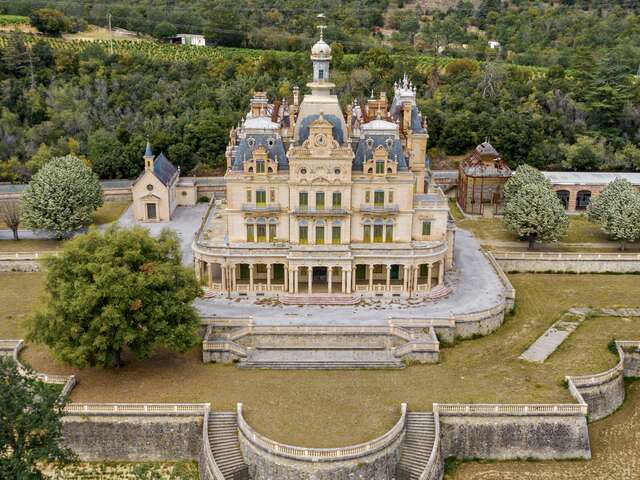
[0,358,75,478]
[503,168,569,249]
[587,178,640,250]
[28,226,202,368]
[20,155,102,239]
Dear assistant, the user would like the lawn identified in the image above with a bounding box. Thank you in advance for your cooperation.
[0,272,45,338]
[3,273,637,448]
[0,202,129,253]
[45,461,198,479]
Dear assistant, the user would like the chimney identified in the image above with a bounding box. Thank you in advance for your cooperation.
[293,86,300,106]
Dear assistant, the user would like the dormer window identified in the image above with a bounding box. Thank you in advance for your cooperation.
[376,160,385,174]
[256,160,265,173]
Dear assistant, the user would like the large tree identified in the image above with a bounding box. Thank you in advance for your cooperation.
[587,178,640,251]
[21,155,103,239]
[0,358,76,478]
[503,181,569,250]
[503,164,550,203]
[0,201,21,240]
[28,227,202,368]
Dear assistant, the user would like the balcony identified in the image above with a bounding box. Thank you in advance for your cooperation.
[292,207,348,216]
[242,203,282,213]
[359,204,399,214]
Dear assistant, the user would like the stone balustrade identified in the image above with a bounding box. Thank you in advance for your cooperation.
[434,403,588,416]
[0,251,58,260]
[64,403,211,416]
[420,411,443,480]
[237,402,407,462]
[492,250,640,273]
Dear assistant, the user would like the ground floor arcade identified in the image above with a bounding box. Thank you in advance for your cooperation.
[195,259,446,297]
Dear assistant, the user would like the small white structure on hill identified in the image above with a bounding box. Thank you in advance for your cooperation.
[170,34,206,46]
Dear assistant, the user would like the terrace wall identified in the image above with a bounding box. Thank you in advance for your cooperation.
[62,414,203,461]
[493,252,640,273]
[435,405,591,460]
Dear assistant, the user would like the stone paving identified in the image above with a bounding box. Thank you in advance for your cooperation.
[117,204,209,264]
[194,229,505,325]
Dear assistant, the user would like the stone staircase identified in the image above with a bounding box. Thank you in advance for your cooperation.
[208,412,246,479]
[239,347,403,369]
[280,294,360,305]
[397,412,437,479]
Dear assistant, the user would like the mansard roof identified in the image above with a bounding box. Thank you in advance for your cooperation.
[297,113,346,145]
[353,134,408,171]
[232,134,288,172]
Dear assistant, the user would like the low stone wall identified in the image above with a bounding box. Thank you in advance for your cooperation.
[0,259,41,272]
[566,340,640,421]
[62,414,203,461]
[435,405,591,461]
[493,251,640,273]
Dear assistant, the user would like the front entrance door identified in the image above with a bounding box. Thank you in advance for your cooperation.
[146,203,157,220]
[390,264,400,280]
[312,266,327,284]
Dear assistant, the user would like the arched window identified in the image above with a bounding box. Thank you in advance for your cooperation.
[332,220,341,244]
[373,218,384,243]
[246,218,255,242]
[315,220,325,245]
[556,190,570,209]
[268,218,277,241]
[376,159,385,174]
[576,190,591,210]
[299,220,308,245]
[256,217,266,242]
[363,219,372,243]
[385,220,394,243]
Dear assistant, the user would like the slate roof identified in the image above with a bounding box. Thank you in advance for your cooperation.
[353,134,408,171]
[297,113,345,145]
[153,153,178,186]
[232,134,288,172]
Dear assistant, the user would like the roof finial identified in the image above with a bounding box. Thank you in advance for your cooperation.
[316,14,326,41]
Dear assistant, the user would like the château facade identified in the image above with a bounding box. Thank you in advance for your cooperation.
[193,32,454,299]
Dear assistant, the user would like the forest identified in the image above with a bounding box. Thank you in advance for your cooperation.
[0,0,640,181]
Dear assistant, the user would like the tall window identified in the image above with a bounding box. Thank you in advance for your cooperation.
[374,224,384,243]
[299,191,308,209]
[256,190,266,206]
[316,191,325,209]
[299,222,308,244]
[315,222,325,245]
[374,191,384,207]
[256,160,265,173]
[385,222,393,242]
[376,160,385,174]
[257,223,266,242]
[269,223,277,241]
[422,220,432,236]
[332,224,341,244]
[332,191,342,208]
[318,68,324,80]
[363,224,371,243]
[246,224,254,242]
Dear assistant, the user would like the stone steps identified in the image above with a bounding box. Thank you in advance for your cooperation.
[239,347,404,369]
[398,412,437,479]
[208,412,246,480]
[280,294,360,305]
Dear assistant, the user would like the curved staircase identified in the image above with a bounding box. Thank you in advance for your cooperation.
[280,294,360,305]
[208,412,246,479]
[397,412,437,479]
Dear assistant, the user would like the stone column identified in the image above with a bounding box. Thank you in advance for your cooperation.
[207,262,213,288]
[308,267,313,294]
[195,261,201,283]
[341,269,346,294]
[386,264,391,291]
[328,267,333,294]
[249,264,254,292]
[294,268,299,294]
[438,261,445,286]
[368,264,374,291]
[403,265,409,294]
[413,267,418,292]
[221,265,227,291]
[427,263,433,291]
[284,265,289,292]
[346,269,352,294]
[352,267,356,291]
[267,264,272,291]
[232,265,237,291]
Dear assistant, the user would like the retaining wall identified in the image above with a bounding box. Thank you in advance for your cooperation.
[493,252,640,273]
[620,342,640,377]
[435,405,590,460]
[0,259,41,272]
[62,414,203,461]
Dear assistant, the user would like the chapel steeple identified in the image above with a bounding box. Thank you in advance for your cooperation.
[310,17,332,84]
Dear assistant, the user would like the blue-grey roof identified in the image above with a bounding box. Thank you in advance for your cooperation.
[353,135,408,171]
[145,141,153,157]
[297,114,345,145]
[390,103,426,134]
[153,152,178,186]
[232,135,288,172]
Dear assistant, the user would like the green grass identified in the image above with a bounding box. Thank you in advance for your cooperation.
[0,272,45,338]
[44,461,199,479]
[91,201,129,226]
[0,15,29,26]
[5,273,637,448]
